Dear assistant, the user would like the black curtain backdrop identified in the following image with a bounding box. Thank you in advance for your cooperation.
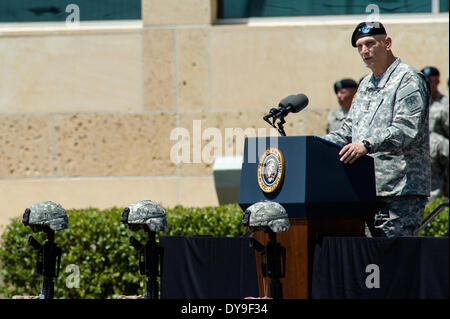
[311,237,449,299]
[160,236,259,299]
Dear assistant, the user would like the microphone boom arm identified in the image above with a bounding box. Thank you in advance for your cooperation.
[276,117,286,136]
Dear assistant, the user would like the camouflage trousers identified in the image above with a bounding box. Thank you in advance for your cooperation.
[430,132,449,198]
[365,195,428,238]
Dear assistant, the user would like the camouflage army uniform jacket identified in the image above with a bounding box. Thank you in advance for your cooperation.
[323,58,431,197]
[326,108,349,134]
[429,93,449,138]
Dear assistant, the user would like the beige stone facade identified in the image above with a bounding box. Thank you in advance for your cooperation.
[0,0,448,228]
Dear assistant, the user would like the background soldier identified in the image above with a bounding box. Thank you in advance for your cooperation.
[421,66,449,198]
[326,79,359,133]
[323,21,431,237]
[429,132,449,198]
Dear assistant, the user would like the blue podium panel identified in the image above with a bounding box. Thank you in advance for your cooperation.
[238,136,376,218]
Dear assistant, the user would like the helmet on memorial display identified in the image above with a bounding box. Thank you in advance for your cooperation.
[22,201,69,233]
[242,201,289,233]
[121,200,167,232]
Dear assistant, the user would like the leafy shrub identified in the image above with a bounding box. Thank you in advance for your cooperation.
[1,198,446,299]
[162,204,246,237]
[0,204,246,299]
[418,196,449,237]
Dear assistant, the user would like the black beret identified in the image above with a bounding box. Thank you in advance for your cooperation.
[421,66,440,77]
[351,21,387,47]
[334,79,358,93]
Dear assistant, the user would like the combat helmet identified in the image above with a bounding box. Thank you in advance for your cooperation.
[121,200,167,232]
[22,201,69,233]
[242,201,289,233]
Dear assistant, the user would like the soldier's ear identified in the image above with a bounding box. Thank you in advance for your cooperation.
[385,36,392,50]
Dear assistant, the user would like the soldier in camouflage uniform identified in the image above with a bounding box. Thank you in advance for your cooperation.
[421,67,449,134]
[421,66,449,198]
[326,79,359,133]
[322,22,431,237]
[429,132,449,197]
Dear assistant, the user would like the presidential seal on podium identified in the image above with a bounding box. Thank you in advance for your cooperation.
[257,148,285,193]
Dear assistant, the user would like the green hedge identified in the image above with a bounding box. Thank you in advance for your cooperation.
[418,196,449,237]
[0,198,447,299]
[0,204,246,299]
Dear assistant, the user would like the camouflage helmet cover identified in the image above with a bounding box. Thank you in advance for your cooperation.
[24,201,69,232]
[123,200,167,232]
[244,201,289,233]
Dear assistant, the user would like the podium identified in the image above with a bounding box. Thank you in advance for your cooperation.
[238,136,377,298]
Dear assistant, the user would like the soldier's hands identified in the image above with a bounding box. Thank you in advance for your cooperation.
[339,142,368,164]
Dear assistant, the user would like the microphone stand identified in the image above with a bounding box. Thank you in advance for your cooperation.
[262,110,287,136]
[263,115,274,128]
[275,116,286,137]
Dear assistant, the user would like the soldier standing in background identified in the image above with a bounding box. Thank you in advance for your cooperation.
[322,22,431,237]
[421,66,449,198]
[326,79,359,134]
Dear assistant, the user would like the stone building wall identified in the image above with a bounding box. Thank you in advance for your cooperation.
[0,0,448,227]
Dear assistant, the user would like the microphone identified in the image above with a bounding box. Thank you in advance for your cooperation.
[275,94,309,119]
[263,94,309,121]
[262,94,309,136]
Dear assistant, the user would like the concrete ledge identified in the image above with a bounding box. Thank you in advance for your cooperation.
[0,175,223,229]
[216,13,450,27]
[0,20,142,37]
[0,177,179,228]
[179,176,218,207]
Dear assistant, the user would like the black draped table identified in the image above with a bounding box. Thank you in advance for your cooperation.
[159,236,259,299]
[159,235,448,299]
[311,236,449,299]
